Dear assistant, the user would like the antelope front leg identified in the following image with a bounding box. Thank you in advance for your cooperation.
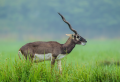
[51,56,56,73]
[57,60,62,74]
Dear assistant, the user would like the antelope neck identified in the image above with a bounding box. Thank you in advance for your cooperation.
[62,37,76,54]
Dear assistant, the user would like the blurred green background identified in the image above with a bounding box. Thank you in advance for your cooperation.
[0,1,120,81]
[0,0,120,41]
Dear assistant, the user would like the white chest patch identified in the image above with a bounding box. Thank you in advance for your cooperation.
[33,53,66,62]
[56,54,66,60]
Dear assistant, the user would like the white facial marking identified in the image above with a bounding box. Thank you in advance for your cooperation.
[76,38,79,41]
[81,42,86,45]
[33,53,52,62]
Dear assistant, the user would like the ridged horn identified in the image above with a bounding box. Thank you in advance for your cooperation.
[58,13,78,34]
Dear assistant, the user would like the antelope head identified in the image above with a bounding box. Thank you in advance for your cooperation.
[58,13,87,46]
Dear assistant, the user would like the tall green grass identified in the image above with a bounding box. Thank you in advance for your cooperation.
[0,40,120,82]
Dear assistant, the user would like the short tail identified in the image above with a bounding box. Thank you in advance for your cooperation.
[18,51,22,60]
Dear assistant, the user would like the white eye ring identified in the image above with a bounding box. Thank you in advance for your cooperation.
[76,35,80,39]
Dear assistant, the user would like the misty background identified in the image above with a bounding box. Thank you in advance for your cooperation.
[0,0,120,41]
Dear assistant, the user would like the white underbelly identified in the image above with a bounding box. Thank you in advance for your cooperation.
[33,53,66,62]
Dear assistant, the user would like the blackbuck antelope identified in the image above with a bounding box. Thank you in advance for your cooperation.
[18,13,87,73]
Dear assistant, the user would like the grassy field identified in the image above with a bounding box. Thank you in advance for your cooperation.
[0,40,120,82]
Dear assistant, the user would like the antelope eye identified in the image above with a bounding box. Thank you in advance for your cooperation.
[77,36,79,38]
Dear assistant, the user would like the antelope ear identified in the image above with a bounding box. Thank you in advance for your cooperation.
[66,34,71,36]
